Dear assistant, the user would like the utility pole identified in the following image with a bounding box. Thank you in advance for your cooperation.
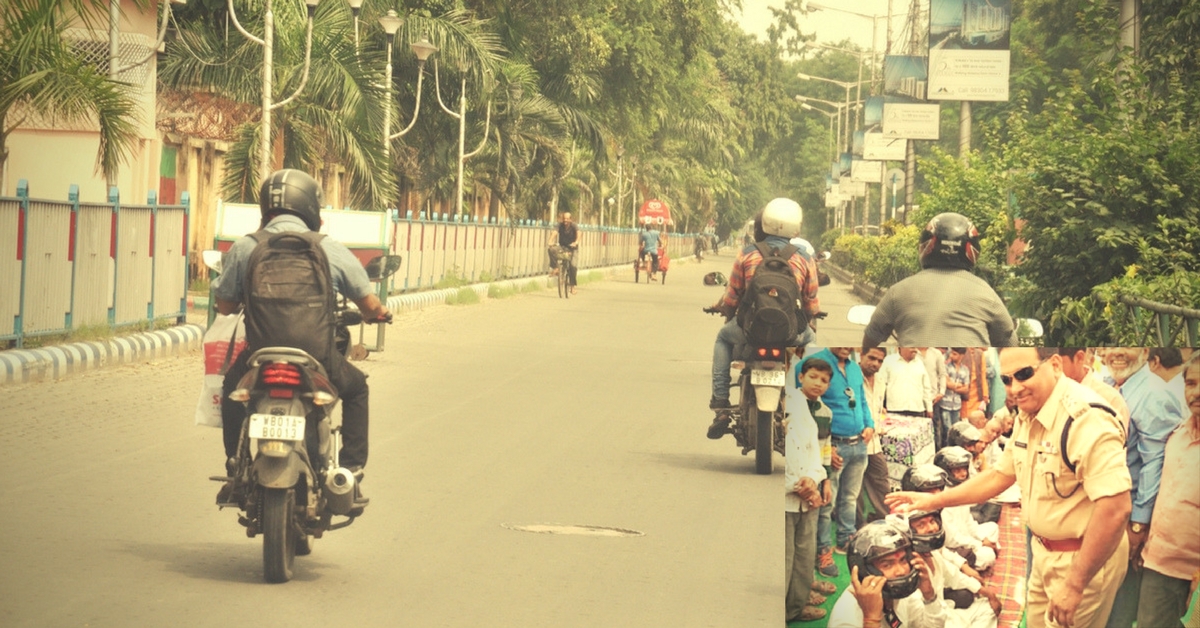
[903,0,921,224]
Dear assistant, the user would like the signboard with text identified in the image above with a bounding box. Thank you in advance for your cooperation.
[928,0,1012,101]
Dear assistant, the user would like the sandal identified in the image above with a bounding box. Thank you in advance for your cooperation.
[789,605,826,623]
[810,579,837,595]
[808,591,827,606]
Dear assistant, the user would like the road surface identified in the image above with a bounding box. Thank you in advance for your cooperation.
[0,252,866,627]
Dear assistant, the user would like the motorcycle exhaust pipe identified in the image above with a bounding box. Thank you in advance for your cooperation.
[324,467,356,515]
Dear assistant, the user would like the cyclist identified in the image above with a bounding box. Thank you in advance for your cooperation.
[704,198,821,438]
[549,211,579,294]
[638,223,661,280]
[860,212,1017,351]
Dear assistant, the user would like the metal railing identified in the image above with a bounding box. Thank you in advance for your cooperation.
[1,180,190,348]
[1113,294,1200,347]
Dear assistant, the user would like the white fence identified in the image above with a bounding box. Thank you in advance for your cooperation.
[1,180,189,348]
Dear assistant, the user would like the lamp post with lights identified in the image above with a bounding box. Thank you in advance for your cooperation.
[378,10,438,155]
[227,0,320,183]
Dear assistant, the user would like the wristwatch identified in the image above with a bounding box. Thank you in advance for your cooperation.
[1130,522,1145,534]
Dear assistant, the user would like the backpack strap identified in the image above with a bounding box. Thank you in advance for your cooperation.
[1059,402,1118,473]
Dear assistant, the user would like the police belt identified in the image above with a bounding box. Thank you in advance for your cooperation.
[1035,535,1084,552]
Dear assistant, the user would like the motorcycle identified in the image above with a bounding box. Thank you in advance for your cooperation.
[707,309,826,475]
[203,251,399,583]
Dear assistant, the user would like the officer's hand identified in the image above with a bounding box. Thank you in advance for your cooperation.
[1048,580,1084,627]
[884,490,936,515]
[851,566,886,623]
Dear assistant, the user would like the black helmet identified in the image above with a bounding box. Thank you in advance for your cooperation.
[905,509,946,553]
[948,421,982,449]
[259,169,323,231]
[933,446,974,486]
[901,464,949,493]
[918,212,981,270]
[846,520,921,600]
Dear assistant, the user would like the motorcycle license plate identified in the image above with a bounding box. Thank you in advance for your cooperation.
[750,369,785,386]
[248,414,305,441]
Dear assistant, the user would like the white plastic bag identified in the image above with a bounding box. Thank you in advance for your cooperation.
[195,314,246,428]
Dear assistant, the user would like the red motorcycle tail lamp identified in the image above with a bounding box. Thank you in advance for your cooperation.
[263,363,302,386]
[756,348,784,358]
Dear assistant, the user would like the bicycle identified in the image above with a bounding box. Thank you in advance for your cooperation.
[553,246,574,299]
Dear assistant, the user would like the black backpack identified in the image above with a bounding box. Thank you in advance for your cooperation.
[736,242,805,346]
[243,230,337,367]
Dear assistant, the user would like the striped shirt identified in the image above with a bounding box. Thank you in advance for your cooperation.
[716,236,821,318]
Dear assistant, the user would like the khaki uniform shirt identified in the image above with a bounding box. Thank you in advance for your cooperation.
[995,376,1132,541]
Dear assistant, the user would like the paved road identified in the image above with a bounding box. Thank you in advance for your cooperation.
[0,253,865,628]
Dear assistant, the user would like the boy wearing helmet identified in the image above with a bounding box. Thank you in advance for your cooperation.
[828,520,944,628]
[903,506,1003,628]
[860,212,1017,350]
[703,198,822,438]
[934,446,1000,572]
[213,169,392,506]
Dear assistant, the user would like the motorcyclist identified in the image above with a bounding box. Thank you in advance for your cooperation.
[860,212,1018,351]
[704,198,821,439]
[212,168,391,505]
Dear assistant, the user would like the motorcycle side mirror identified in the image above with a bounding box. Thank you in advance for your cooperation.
[364,255,403,281]
[847,304,877,326]
[202,250,223,274]
[1015,318,1044,338]
[821,251,831,261]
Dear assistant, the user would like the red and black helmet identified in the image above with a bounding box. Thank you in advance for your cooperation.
[919,212,981,270]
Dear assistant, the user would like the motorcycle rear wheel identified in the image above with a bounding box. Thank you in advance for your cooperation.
[263,488,297,583]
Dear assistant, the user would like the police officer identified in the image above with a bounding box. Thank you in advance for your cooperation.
[887,347,1132,628]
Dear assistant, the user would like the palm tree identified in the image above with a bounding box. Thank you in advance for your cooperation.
[1,0,140,187]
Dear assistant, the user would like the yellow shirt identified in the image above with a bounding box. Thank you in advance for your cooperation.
[996,375,1132,540]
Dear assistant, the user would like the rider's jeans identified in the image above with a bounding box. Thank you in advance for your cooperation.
[710,320,814,404]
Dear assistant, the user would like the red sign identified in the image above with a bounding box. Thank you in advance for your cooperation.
[637,199,672,226]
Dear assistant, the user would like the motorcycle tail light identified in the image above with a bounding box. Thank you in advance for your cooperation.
[757,348,768,357]
[268,388,294,399]
[262,363,302,386]
[770,348,782,358]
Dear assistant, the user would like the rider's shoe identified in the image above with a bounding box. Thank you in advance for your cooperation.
[707,408,734,439]
[216,457,238,505]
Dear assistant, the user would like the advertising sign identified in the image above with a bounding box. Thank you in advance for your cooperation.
[928,0,1012,101]
[863,131,907,161]
[851,159,884,183]
[882,103,941,140]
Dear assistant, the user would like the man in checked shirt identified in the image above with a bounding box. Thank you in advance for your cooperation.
[703,198,821,439]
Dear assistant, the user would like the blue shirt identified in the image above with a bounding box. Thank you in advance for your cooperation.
[1120,365,1187,524]
[802,348,875,438]
[212,214,373,303]
[639,230,660,253]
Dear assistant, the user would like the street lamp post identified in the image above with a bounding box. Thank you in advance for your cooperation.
[379,10,438,156]
[434,61,491,217]
[797,101,838,162]
[228,0,320,183]
[347,0,362,50]
[798,72,862,232]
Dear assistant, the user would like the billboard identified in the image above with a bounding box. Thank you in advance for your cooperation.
[928,0,1012,101]
[882,55,940,139]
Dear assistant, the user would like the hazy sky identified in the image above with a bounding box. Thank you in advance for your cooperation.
[733,0,908,54]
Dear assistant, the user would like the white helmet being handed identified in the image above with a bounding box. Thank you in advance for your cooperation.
[760,198,803,239]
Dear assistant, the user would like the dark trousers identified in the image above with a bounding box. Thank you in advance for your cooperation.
[1106,564,1143,628]
[1136,568,1190,628]
[856,452,890,527]
[221,349,370,469]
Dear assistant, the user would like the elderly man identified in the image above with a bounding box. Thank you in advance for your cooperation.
[887,347,1132,628]
[1103,348,1187,628]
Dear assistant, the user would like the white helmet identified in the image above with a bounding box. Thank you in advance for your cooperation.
[760,198,803,239]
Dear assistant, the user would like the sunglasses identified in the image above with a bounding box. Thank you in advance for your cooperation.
[1001,358,1050,386]
[845,387,857,409]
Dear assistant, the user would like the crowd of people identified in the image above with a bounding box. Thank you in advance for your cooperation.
[783,346,1199,628]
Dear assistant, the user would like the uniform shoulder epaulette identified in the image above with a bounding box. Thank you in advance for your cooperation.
[1059,395,1120,473]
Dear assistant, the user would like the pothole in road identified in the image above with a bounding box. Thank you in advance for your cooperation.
[502,523,644,537]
